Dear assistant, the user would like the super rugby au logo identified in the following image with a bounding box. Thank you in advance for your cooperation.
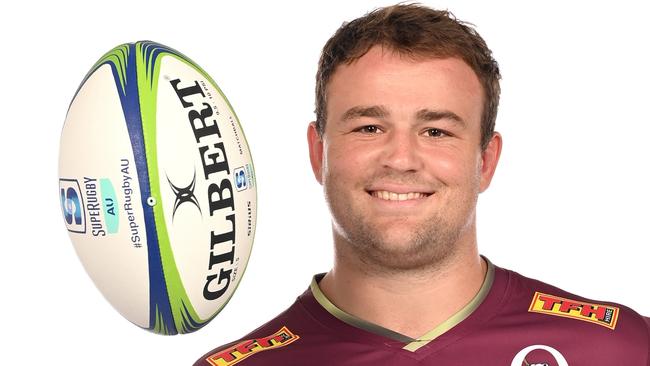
[60,178,86,233]
[167,170,202,220]
[234,166,247,192]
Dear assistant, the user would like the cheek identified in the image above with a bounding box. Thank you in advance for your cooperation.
[427,148,481,186]
[325,141,377,178]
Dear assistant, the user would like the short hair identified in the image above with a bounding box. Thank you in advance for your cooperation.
[315,4,501,150]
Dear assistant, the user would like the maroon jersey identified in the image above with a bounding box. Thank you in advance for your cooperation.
[195,261,650,365]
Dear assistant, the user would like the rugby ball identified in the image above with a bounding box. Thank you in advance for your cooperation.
[58,41,256,335]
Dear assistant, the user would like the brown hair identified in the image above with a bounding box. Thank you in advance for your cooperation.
[315,4,501,150]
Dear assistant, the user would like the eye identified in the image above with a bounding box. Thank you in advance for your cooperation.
[355,125,382,134]
[424,128,448,138]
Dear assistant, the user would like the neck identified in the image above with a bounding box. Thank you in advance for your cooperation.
[318,227,487,339]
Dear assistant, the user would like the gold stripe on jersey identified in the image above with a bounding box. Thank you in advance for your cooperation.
[311,258,495,352]
[403,260,494,351]
[311,275,415,343]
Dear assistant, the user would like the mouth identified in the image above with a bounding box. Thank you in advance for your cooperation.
[367,190,433,201]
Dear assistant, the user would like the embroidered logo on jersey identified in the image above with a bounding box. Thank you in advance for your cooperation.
[528,292,619,330]
[511,344,568,366]
[205,326,299,366]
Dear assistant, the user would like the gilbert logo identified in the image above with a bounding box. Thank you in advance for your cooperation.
[206,326,299,366]
[528,292,619,330]
[167,170,202,220]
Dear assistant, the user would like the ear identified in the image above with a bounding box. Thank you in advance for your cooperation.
[479,132,502,192]
[307,122,324,185]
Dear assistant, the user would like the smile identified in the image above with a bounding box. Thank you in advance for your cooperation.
[369,190,431,201]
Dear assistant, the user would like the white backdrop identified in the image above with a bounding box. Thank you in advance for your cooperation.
[1,1,648,364]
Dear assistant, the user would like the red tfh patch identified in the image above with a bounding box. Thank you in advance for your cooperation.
[528,292,619,330]
[206,326,299,366]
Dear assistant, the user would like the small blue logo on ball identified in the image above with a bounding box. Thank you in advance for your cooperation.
[234,167,247,191]
[59,178,86,233]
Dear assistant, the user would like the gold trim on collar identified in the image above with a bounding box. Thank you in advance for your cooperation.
[402,259,495,351]
[311,274,416,343]
[310,258,495,352]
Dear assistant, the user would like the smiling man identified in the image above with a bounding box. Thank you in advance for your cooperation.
[195,4,649,365]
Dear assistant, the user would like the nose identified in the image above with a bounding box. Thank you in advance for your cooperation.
[380,130,423,172]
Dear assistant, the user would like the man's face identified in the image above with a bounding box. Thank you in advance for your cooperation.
[308,46,501,271]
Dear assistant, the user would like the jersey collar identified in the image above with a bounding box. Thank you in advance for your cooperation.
[309,257,496,352]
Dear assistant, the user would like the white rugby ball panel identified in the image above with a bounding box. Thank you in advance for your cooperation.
[58,41,257,335]
[60,63,151,329]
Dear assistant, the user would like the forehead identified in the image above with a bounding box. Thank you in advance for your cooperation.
[326,46,483,126]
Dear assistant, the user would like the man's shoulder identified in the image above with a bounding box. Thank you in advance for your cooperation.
[193,325,300,366]
[499,266,650,345]
[193,292,316,366]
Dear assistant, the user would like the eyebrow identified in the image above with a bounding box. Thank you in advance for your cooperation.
[341,105,389,122]
[341,105,465,127]
[415,109,465,127]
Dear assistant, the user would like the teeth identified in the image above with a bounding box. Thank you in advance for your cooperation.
[372,190,427,201]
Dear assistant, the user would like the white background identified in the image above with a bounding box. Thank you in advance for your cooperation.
[1,1,649,365]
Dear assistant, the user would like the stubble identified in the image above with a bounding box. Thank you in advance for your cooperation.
[325,171,479,275]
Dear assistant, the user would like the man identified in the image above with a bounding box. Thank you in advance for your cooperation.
[195,4,650,365]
